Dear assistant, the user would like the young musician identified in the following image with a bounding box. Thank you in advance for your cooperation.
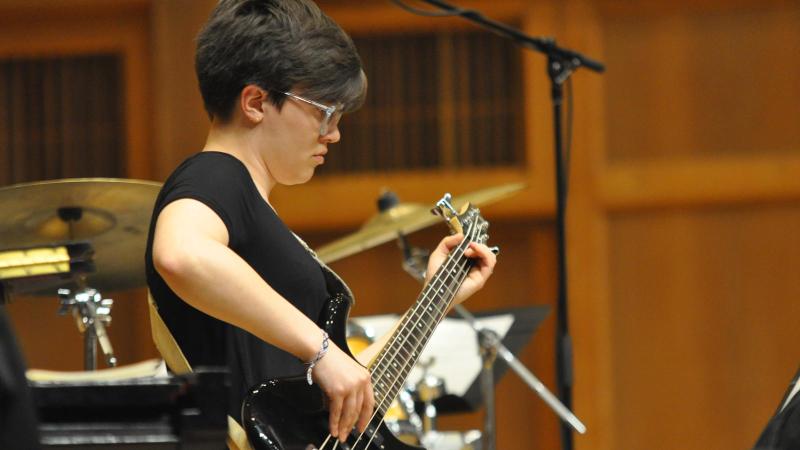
[145,0,496,444]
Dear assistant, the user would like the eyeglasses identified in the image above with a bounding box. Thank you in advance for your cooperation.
[282,91,342,136]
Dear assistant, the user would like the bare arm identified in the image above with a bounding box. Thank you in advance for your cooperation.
[152,198,373,441]
[153,199,322,359]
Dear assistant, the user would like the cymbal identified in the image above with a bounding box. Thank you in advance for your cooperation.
[315,182,525,264]
[0,178,162,293]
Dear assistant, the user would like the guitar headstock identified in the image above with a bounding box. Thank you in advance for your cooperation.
[431,193,489,246]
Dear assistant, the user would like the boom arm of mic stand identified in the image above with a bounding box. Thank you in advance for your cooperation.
[396,235,586,434]
[414,0,605,73]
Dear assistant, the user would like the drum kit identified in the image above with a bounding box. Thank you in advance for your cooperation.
[0,177,584,449]
[0,178,162,370]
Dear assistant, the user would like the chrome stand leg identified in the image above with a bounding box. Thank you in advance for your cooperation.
[84,325,98,370]
[479,329,499,450]
[58,288,116,370]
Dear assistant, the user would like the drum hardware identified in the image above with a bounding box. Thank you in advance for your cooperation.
[57,287,117,369]
[415,357,446,435]
[0,177,162,370]
[421,430,482,450]
[384,387,425,445]
[345,318,376,355]
[0,242,93,303]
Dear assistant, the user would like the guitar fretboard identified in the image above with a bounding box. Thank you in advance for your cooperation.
[367,216,484,415]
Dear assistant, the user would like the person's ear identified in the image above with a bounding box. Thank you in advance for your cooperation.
[240,85,267,124]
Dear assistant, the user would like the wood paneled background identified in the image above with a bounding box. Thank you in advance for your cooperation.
[1,1,799,450]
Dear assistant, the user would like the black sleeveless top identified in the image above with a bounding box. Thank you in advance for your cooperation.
[753,366,800,450]
[145,151,340,420]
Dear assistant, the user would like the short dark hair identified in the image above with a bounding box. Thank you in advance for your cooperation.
[195,0,367,122]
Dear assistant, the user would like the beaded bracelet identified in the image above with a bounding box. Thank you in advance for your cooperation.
[305,330,330,385]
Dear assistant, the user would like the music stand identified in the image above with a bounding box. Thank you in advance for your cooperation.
[349,305,548,412]
[436,305,549,413]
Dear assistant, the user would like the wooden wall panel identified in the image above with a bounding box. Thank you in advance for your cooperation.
[150,0,217,180]
[565,2,800,450]
[608,204,800,449]
[602,3,800,161]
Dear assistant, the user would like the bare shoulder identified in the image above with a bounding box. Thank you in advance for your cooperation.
[155,198,229,247]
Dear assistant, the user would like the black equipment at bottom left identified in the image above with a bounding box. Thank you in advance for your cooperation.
[31,368,229,449]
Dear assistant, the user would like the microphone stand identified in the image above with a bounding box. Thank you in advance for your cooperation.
[393,2,605,448]
[395,233,587,446]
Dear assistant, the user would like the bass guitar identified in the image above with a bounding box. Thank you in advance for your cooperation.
[242,194,491,450]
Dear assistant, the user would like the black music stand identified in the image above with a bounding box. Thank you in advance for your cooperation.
[350,305,548,412]
[432,305,549,413]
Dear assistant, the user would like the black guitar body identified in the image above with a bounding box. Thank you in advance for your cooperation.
[242,294,424,450]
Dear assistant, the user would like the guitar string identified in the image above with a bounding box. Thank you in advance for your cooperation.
[369,259,468,398]
[318,434,332,449]
[364,224,482,429]
[319,217,485,449]
[367,237,471,402]
[369,221,480,386]
[350,249,469,449]
[348,240,471,449]
[365,270,467,449]
[362,265,470,450]
[316,258,466,450]
[368,224,481,393]
[369,242,467,378]
[352,226,481,448]
[359,267,469,450]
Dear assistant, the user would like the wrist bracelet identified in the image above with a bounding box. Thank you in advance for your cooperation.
[305,330,329,385]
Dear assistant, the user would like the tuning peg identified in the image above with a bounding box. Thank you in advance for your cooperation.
[434,193,458,217]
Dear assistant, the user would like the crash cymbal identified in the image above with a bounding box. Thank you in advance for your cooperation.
[0,178,162,293]
[315,182,525,264]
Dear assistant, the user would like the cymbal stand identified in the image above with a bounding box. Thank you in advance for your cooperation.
[55,206,117,370]
[57,287,117,370]
[395,233,587,436]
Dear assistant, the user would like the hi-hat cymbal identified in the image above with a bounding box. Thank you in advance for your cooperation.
[0,178,162,293]
[315,182,525,264]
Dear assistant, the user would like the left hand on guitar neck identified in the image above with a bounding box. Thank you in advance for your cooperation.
[425,233,497,307]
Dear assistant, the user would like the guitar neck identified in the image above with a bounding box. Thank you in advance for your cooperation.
[368,237,474,412]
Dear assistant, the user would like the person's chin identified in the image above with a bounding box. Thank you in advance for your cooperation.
[283,169,315,186]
